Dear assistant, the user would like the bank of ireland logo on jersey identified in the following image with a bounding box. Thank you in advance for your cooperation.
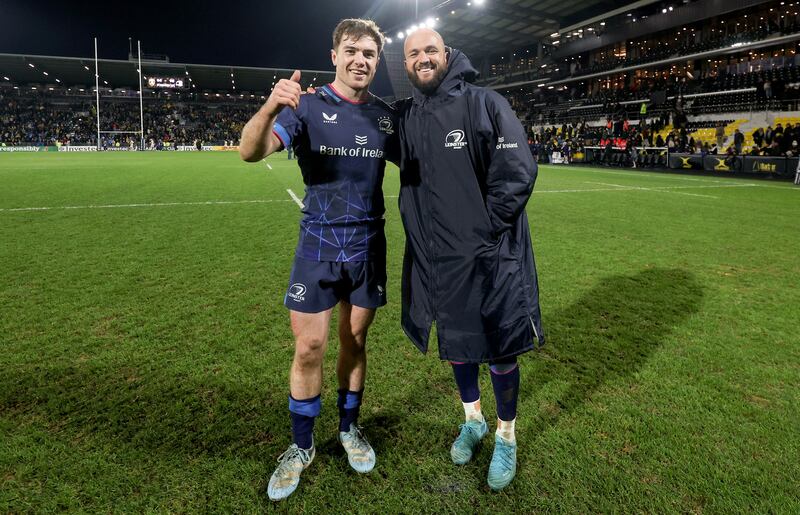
[445,129,467,150]
[287,283,307,302]
[323,112,338,124]
[378,116,394,135]
[355,135,368,146]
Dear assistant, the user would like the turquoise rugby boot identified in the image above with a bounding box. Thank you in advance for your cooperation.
[450,418,488,465]
[487,434,517,491]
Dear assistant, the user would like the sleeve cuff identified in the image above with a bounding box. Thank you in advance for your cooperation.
[273,122,291,149]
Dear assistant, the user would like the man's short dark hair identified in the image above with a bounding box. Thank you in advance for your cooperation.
[332,19,385,54]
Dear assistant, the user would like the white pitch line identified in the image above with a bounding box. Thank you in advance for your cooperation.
[0,183,762,214]
[0,199,292,213]
[550,166,800,190]
[534,183,755,195]
[266,163,273,170]
[549,166,728,184]
[586,181,720,198]
[585,181,757,191]
[750,183,800,190]
[286,188,305,208]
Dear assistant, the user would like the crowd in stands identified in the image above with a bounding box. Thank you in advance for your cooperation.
[510,63,800,128]
[0,91,256,147]
[744,124,800,156]
[525,111,800,169]
[0,96,95,146]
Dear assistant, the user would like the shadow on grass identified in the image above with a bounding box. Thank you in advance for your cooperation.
[527,266,703,426]
[0,268,702,465]
[0,363,286,458]
[352,267,705,499]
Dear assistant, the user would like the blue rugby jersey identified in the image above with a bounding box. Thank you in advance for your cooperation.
[273,84,399,262]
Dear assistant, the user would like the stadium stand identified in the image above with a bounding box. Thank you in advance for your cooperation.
[0,89,260,147]
[0,54,334,148]
[2,0,799,176]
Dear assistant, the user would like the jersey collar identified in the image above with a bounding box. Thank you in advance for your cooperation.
[320,83,372,105]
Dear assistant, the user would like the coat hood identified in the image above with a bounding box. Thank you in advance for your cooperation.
[412,48,478,104]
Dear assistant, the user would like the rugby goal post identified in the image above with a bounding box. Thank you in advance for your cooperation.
[795,157,800,185]
[93,38,145,150]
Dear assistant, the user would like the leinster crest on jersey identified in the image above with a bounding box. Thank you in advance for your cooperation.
[378,116,394,135]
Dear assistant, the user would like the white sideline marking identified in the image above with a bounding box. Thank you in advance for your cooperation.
[0,199,292,213]
[550,166,800,189]
[550,166,727,184]
[586,181,720,199]
[751,183,800,190]
[286,188,304,208]
[535,183,755,197]
[0,184,760,214]
[266,163,273,170]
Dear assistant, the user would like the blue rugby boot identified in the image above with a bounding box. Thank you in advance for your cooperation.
[487,434,517,491]
[450,418,488,465]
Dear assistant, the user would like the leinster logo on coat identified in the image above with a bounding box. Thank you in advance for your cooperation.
[355,135,368,146]
[445,129,468,150]
[378,116,394,135]
[287,283,306,302]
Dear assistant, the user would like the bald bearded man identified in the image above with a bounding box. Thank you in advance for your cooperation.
[395,28,544,491]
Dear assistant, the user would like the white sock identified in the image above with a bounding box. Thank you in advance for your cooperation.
[462,399,484,422]
[496,418,516,444]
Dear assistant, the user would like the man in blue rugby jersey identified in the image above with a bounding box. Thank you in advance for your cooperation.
[239,18,397,501]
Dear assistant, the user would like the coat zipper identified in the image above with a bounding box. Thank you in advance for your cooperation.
[529,316,540,341]
[421,103,438,324]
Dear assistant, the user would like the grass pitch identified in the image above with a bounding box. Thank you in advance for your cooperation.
[1,152,799,513]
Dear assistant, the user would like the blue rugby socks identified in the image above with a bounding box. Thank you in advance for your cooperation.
[289,394,321,450]
[337,389,363,432]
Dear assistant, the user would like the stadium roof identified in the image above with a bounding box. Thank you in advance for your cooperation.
[390,0,630,58]
[0,53,335,92]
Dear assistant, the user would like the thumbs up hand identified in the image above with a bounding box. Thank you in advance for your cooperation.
[264,69,303,116]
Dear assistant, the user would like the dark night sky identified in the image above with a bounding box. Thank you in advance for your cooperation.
[0,0,431,69]
[0,0,440,96]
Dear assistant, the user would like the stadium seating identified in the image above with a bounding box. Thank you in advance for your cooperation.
[0,90,256,147]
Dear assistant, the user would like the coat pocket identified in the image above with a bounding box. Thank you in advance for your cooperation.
[475,233,527,333]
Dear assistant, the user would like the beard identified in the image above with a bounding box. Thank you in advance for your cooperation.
[407,62,447,95]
